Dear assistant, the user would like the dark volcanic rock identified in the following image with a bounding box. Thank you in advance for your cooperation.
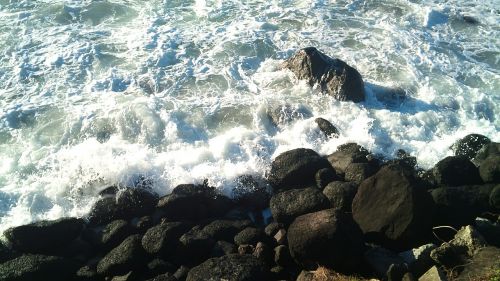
[431,184,495,228]
[284,47,365,102]
[0,242,12,264]
[270,187,330,225]
[452,134,491,159]
[479,155,500,183]
[315,167,339,189]
[211,240,237,257]
[364,246,406,279]
[147,259,176,277]
[322,181,357,211]
[99,219,134,249]
[287,209,365,272]
[4,217,84,254]
[186,254,269,281]
[0,254,79,281]
[142,221,192,255]
[267,148,332,191]
[157,184,233,221]
[352,164,435,250]
[178,226,216,265]
[233,227,266,246]
[473,142,500,165]
[274,245,293,267]
[315,118,339,138]
[432,156,482,186]
[267,104,312,127]
[88,188,158,225]
[232,175,270,211]
[202,219,252,242]
[457,246,500,281]
[97,234,147,276]
[327,143,369,175]
[344,162,376,184]
[491,185,500,209]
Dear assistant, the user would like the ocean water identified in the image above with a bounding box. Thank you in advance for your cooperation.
[0,0,498,233]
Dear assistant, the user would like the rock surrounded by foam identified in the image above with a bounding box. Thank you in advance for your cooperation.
[283,47,366,103]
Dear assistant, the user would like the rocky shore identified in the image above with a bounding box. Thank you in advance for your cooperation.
[0,48,499,281]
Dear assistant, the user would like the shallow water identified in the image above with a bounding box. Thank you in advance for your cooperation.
[0,0,499,233]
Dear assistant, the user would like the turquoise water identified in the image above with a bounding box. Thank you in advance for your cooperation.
[0,0,498,232]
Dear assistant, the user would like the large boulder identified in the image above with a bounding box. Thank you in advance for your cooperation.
[479,155,500,183]
[452,134,491,159]
[490,185,500,209]
[322,181,357,212]
[87,188,158,225]
[186,254,269,281]
[157,184,233,221]
[270,187,330,225]
[457,247,500,281]
[266,104,312,128]
[201,219,252,242]
[473,142,500,166]
[352,164,435,250]
[284,47,365,102]
[430,184,495,228]
[287,209,365,272]
[327,143,370,175]
[0,254,79,281]
[233,227,266,246]
[4,217,84,254]
[97,234,147,276]
[178,226,216,266]
[432,156,482,186]
[267,148,333,191]
[141,221,192,255]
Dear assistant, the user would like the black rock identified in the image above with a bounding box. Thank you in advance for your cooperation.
[174,265,190,281]
[457,247,500,281]
[475,218,500,247]
[267,104,313,127]
[88,188,158,225]
[178,226,216,265]
[132,215,154,233]
[284,47,365,102]
[274,245,293,267]
[267,148,333,191]
[315,167,339,189]
[157,184,233,221]
[0,241,13,264]
[147,259,176,277]
[452,134,490,160]
[211,240,237,257]
[270,187,330,225]
[315,118,339,138]
[352,164,435,250]
[4,217,84,254]
[287,209,365,272]
[364,246,406,279]
[76,265,100,281]
[234,227,266,246]
[97,234,147,276]
[432,156,482,186]
[479,155,500,183]
[473,142,500,166]
[141,221,192,255]
[0,254,79,281]
[322,181,357,212]
[145,273,177,281]
[327,143,369,175]
[99,220,134,250]
[490,185,500,209]
[186,254,269,281]
[232,175,270,211]
[202,219,252,242]
[344,162,376,184]
[253,242,273,265]
[431,184,495,228]
[264,222,283,237]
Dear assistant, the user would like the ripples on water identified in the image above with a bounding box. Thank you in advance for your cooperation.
[0,0,498,232]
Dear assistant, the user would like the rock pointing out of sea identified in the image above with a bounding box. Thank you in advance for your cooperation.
[284,47,366,102]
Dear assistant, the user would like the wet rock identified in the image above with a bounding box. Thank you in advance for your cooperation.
[322,181,357,212]
[315,167,339,189]
[287,209,365,272]
[430,184,495,228]
[399,244,437,277]
[364,246,406,279]
[232,175,270,211]
[490,185,500,209]
[141,221,192,255]
[270,187,330,225]
[264,222,283,237]
[97,234,147,276]
[178,226,215,265]
[186,254,269,281]
[461,15,480,25]
[274,245,293,267]
[88,188,158,225]
[344,162,376,184]
[201,219,252,242]
[473,142,500,166]
[284,47,365,102]
[475,217,500,247]
[452,134,490,159]
[0,241,13,264]
[327,143,369,175]
[0,254,79,281]
[174,265,190,281]
[211,240,237,257]
[267,104,313,127]
[418,266,447,281]
[4,217,84,254]
[267,148,333,191]
[432,156,482,186]
[457,247,500,281]
[132,216,154,233]
[234,227,266,246]
[98,220,133,250]
[315,118,339,138]
[157,184,233,221]
[479,155,500,183]
[352,164,435,250]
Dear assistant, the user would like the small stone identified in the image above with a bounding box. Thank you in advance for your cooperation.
[274,229,287,245]
[238,244,254,255]
[418,266,447,281]
[315,118,339,138]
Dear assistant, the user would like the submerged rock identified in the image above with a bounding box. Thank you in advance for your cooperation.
[266,104,312,128]
[284,47,365,102]
[315,117,339,138]
[186,254,269,281]
[267,148,333,191]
